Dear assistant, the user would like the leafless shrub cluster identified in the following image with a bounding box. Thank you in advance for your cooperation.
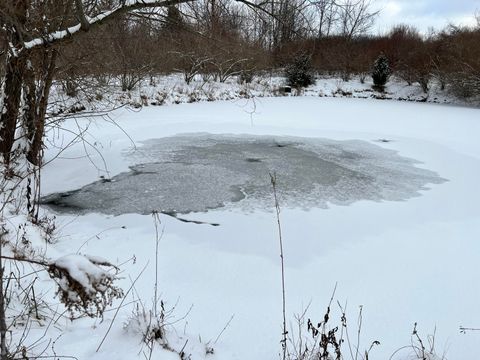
[124,302,169,356]
[286,293,380,360]
[390,323,447,360]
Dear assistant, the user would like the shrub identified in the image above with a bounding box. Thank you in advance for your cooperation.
[417,73,431,93]
[239,68,255,84]
[371,54,392,90]
[48,254,123,318]
[448,71,480,99]
[285,54,315,89]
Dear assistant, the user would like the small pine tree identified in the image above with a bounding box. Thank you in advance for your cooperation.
[371,54,392,90]
[285,54,315,89]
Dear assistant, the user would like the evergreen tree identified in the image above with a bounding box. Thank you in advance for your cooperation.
[371,53,392,89]
[285,54,315,88]
[163,6,185,32]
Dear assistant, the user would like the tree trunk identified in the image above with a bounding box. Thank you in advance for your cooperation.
[0,0,28,165]
[26,50,57,167]
[0,54,27,165]
[23,63,37,145]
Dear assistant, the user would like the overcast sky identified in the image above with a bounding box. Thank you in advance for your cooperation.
[372,0,480,34]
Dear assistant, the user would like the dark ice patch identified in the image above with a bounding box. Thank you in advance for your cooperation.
[41,134,447,215]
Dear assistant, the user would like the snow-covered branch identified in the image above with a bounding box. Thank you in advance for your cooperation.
[1,253,123,319]
[23,0,195,50]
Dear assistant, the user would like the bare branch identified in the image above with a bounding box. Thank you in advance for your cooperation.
[23,0,196,50]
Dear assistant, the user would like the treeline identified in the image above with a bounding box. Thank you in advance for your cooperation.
[51,0,480,99]
[2,0,479,99]
[286,23,480,98]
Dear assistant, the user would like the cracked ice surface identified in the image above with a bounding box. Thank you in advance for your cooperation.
[42,134,446,215]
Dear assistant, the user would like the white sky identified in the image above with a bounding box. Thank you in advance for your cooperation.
[372,0,480,34]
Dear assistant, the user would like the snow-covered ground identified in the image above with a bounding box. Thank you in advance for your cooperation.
[34,97,480,359]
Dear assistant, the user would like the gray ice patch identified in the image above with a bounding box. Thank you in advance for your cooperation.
[41,134,447,215]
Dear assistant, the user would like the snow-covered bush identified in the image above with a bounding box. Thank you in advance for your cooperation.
[285,54,315,89]
[448,72,480,99]
[48,254,123,318]
[124,304,215,359]
[125,307,168,349]
[371,54,392,90]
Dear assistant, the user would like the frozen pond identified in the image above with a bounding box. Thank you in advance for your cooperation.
[41,133,446,215]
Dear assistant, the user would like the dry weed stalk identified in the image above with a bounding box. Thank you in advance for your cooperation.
[270,172,288,360]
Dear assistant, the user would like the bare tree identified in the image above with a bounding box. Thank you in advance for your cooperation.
[330,0,378,80]
[336,0,378,40]
[173,51,211,83]
[315,0,337,37]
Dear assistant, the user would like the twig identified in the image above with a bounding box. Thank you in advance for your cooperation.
[179,339,189,359]
[338,300,356,360]
[0,229,7,360]
[355,305,363,360]
[0,255,49,267]
[96,263,148,353]
[460,326,480,333]
[152,211,164,318]
[213,314,235,345]
[270,172,287,360]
